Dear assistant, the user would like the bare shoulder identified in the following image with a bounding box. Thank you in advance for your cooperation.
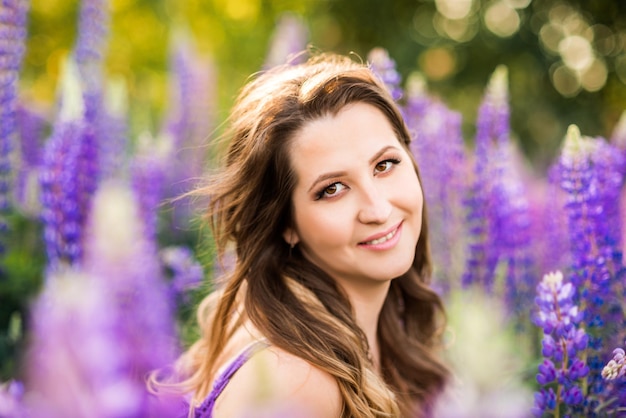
[213,345,343,418]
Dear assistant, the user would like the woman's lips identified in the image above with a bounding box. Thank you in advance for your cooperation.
[358,221,403,249]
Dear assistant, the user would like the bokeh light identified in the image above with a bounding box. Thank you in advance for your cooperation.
[419,47,457,81]
[551,63,581,97]
[559,35,594,71]
[484,1,520,38]
[435,0,473,20]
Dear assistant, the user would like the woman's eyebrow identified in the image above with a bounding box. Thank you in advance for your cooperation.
[369,145,399,164]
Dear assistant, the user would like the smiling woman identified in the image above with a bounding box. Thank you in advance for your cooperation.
[152,53,449,418]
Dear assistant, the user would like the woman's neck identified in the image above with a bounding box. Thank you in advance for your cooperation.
[342,280,391,373]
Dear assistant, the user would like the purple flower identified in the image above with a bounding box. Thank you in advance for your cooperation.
[263,13,309,68]
[562,385,584,405]
[161,32,216,232]
[367,48,403,101]
[462,65,533,305]
[532,388,556,417]
[83,181,179,376]
[403,73,468,294]
[130,132,170,243]
[602,346,626,381]
[0,0,29,267]
[25,181,182,416]
[557,126,618,294]
[537,359,557,385]
[160,245,204,302]
[74,0,111,214]
[39,59,87,268]
[555,125,626,407]
[27,269,146,418]
[461,68,505,291]
[533,271,589,415]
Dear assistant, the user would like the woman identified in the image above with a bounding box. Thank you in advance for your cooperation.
[167,53,449,417]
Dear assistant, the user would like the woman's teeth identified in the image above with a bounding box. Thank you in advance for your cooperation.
[364,229,396,245]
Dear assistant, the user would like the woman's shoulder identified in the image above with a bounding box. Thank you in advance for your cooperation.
[213,344,343,418]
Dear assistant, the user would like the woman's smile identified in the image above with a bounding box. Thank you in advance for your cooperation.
[358,221,403,249]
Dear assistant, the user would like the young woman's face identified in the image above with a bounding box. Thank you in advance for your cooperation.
[285,102,424,291]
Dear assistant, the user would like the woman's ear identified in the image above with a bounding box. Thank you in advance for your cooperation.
[282,228,300,247]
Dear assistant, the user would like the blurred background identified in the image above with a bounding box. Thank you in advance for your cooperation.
[22,0,626,169]
[21,0,626,170]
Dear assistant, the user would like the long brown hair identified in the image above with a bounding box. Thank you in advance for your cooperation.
[174,53,448,417]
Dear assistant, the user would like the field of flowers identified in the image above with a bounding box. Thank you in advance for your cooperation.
[1,0,626,417]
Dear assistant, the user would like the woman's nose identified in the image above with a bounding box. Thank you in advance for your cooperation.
[357,185,392,224]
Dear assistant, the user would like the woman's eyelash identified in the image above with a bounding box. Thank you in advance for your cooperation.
[376,158,402,171]
[314,181,342,200]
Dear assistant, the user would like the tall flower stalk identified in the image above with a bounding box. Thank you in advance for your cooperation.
[532,271,589,417]
[160,31,216,233]
[130,132,171,244]
[39,58,87,269]
[74,0,111,229]
[462,67,508,291]
[83,181,178,387]
[27,181,180,417]
[367,48,403,102]
[403,73,468,293]
[0,0,29,273]
[555,125,626,412]
[462,66,533,301]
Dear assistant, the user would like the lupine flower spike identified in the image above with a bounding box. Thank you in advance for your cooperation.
[74,0,111,230]
[83,181,178,386]
[39,57,87,269]
[130,131,172,243]
[367,48,403,102]
[403,72,468,293]
[532,270,589,417]
[557,125,626,410]
[161,30,216,232]
[463,65,532,300]
[0,0,29,273]
[83,182,178,417]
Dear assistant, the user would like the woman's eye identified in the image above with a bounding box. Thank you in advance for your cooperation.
[374,159,400,174]
[316,182,345,200]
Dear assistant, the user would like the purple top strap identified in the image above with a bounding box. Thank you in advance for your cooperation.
[191,340,269,418]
